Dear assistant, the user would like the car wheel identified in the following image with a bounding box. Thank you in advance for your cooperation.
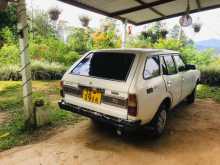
[186,87,196,104]
[151,104,167,137]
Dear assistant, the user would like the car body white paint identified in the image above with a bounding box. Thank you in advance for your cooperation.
[61,48,200,126]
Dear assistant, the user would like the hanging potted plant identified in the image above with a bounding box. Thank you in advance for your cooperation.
[48,7,61,21]
[161,28,168,39]
[79,15,90,27]
[0,0,8,11]
[192,22,202,33]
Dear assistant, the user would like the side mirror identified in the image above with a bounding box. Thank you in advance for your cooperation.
[178,66,186,72]
[185,64,196,70]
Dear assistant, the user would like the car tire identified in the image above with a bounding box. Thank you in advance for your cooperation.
[186,87,196,104]
[151,104,167,137]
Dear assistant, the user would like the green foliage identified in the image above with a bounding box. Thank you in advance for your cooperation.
[180,46,215,66]
[0,4,17,40]
[127,36,152,48]
[0,27,16,45]
[154,38,184,51]
[0,44,19,65]
[0,61,67,81]
[30,10,56,38]
[31,61,67,80]
[200,63,220,86]
[67,28,91,54]
[197,85,220,102]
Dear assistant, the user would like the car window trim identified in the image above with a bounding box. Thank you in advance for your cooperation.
[70,52,136,82]
[143,55,161,80]
[162,54,178,75]
[173,54,186,73]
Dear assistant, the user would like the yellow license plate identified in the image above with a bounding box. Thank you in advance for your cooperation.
[82,89,102,104]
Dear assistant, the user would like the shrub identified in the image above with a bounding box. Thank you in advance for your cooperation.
[200,65,220,86]
[0,65,21,80]
[0,61,68,81]
[31,61,67,80]
[0,44,19,65]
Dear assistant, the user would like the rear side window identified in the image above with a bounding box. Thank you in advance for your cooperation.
[71,52,135,81]
[143,56,160,79]
[163,55,177,75]
[173,55,185,70]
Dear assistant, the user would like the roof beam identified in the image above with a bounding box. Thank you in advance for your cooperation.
[135,0,165,17]
[109,0,175,17]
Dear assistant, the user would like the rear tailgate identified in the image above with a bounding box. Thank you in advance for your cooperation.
[62,52,139,119]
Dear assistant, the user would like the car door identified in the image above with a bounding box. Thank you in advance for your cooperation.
[161,54,182,107]
[136,55,167,123]
[173,54,195,99]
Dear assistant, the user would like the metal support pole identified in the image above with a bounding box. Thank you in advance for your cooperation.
[17,0,34,128]
[122,19,127,48]
[178,26,182,40]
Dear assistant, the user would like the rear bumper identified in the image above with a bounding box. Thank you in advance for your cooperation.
[58,100,141,131]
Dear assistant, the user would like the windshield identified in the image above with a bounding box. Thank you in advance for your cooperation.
[71,52,135,81]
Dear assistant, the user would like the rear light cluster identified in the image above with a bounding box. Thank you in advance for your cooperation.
[60,81,81,97]
[60,81,64,97]
[102,95,127,108]
[128,94,138,116]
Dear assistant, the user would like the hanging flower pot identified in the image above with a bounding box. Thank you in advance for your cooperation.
[48,7,61,21]
[193,23,201,33]
[79,15,90,27]
[161,29,168,39]
[0,0,8,11]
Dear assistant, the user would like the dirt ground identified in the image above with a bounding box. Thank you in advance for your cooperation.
[0,99,220,165]
[0,111,8,125]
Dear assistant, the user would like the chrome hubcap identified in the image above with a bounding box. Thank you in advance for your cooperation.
[157,110,167,133]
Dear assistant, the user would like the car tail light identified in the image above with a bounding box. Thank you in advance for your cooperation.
[102,95,127,108]
[128,94,138,116]
[60,80,64,88]
[60,81,64,97]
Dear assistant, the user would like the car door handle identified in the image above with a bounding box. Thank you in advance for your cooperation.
[167,80,172,84]
[167,80,172,87]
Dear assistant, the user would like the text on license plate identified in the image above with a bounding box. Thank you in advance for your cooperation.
[82,89,102,104]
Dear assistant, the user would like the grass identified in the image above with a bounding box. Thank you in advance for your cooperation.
[0,81,82,151]
[0,81,219,151]
[197,84,220,102]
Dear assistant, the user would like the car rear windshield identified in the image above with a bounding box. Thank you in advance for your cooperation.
[71,52,135,81]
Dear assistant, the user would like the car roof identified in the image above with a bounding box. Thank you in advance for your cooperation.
[93,48,179,55]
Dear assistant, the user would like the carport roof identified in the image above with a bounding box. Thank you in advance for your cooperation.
[59,0,220,25]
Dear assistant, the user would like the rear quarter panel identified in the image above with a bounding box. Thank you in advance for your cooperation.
[128,55,171,124]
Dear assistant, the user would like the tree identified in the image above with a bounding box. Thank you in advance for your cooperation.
[0,4,17,44]
[30,10,56,39]
[67,27,91,54]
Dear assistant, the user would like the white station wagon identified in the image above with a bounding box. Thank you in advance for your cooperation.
[59,49,200,136]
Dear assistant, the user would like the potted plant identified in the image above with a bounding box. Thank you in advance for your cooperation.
[79,15,90,27]
[48,7,61,21]
[193,22,202,33]
[0,0,8,11]
[161,28,168,39]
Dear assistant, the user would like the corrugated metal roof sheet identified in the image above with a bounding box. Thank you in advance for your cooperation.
[59,0,220,25]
